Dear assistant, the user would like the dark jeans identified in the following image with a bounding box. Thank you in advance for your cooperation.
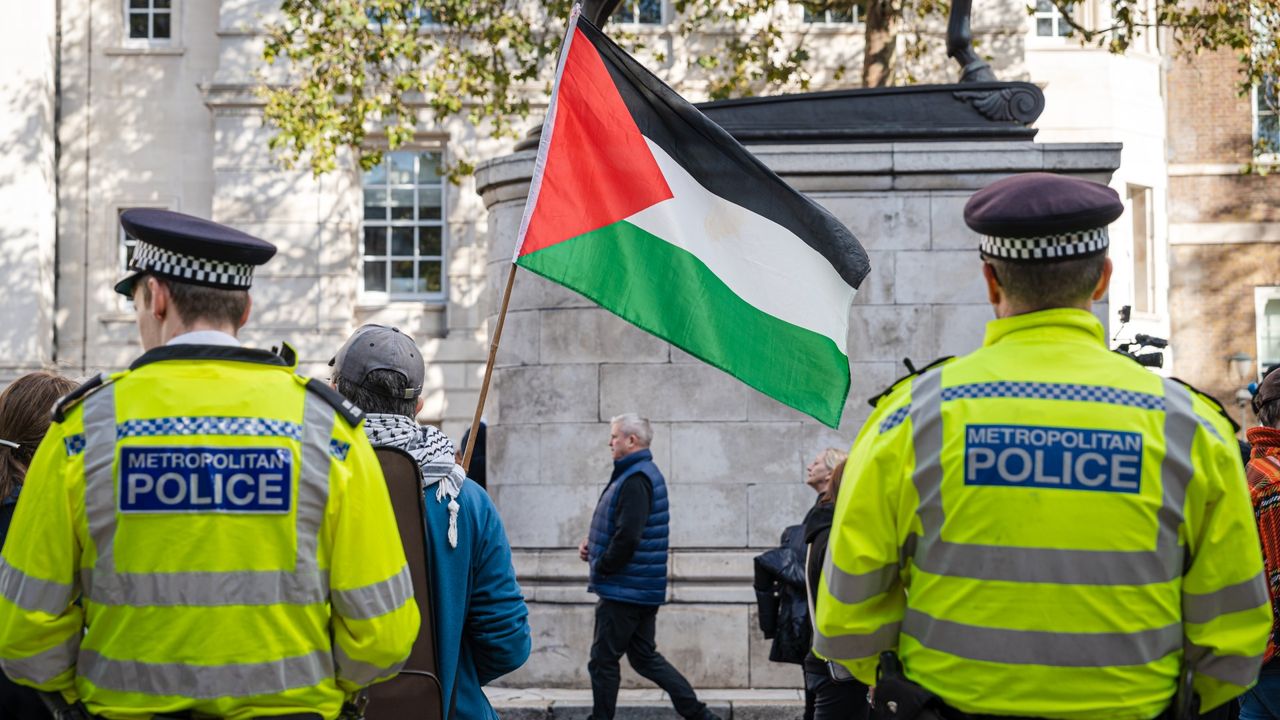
[1241,661,1280,719]
[804,670,870,720]
[588,599,708,720]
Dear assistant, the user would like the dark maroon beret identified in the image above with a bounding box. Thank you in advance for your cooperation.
[964,173,1124,238]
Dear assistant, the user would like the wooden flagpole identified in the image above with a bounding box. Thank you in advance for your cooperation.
[461,263,517,474]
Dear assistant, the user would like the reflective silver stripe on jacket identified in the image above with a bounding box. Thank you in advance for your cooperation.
[1185,642,1264,687]
[908,373,1194,587]
[334,642,407,687]
[80,390,335,606]
[811,620,901,661]
[0,632,80,685]
[822,551,898,606]
[903,608,1180,667]
[0,557,76,615]
[331,564,414,621]
[78,648,334,699]
[1183,572,1270,625]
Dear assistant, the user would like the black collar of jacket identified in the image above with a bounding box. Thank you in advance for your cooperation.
[129,344,290,371]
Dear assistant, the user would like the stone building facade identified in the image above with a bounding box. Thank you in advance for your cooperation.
[1165,46,1280,428]
[0,0,1177,690]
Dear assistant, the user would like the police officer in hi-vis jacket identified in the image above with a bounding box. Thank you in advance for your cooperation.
[0,209,418,719]
[814,173,1271,720]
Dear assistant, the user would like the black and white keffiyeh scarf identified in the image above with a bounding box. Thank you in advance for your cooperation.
[364,413,465,548]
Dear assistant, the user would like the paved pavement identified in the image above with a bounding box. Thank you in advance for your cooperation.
[486,687,806,719]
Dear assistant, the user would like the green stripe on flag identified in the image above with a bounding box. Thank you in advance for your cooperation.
[516,219,849,427]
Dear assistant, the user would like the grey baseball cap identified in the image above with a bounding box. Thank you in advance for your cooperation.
[329,325,424,400]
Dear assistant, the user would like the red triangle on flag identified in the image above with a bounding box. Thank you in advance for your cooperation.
[516,27,673,258]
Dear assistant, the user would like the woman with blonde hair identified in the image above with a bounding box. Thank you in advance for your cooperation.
[0,370,77,718]
[803,459,870,720]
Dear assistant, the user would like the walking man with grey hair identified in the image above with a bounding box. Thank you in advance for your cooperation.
[579,414,720,720]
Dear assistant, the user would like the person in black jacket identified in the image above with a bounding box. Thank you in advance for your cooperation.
[803,460,870,720]
[0,371,77,719]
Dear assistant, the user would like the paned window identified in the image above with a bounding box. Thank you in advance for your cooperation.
[1256,76,1279,153]
[1258,288,1280,370]
[361,151,446,300]
[127,0,172,40]
[1034,0,1071,36]
[803,2,861,23]
[612,0,662,24]
[1127,185,1154,314]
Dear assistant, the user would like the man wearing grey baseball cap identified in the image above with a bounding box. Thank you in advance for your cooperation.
[330,325,530,718]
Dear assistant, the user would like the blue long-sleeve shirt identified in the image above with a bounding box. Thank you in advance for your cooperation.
[422,478,530,717]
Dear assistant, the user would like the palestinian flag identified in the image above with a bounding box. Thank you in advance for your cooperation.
[513,8,869,427]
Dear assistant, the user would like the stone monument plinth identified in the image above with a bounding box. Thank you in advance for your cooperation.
[475,140,1121,689]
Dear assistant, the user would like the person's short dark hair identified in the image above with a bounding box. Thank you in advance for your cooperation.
[1260,399,1280,429]
[140,275,249,329]
[335,369,416,417]
[985,254,1107,313]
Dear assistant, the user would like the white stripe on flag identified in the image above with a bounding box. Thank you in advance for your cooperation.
[626,138,855,353]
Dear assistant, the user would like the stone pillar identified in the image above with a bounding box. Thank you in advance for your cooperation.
[475,140,1121,689]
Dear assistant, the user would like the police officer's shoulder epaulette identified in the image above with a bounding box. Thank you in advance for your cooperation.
[302,378,366,427]
[1170,376,1240,434]
[866,356,955,409]
[52,372,115,423]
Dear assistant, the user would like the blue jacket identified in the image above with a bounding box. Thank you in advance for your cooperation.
[587,449,669,605]
[423,478,530,719]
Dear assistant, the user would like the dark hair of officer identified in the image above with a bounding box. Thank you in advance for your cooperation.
[137,274,250,329]
[335,369,417,417]
[984,254,1108,312]
[0,372,78,501]
[820,459,847,505]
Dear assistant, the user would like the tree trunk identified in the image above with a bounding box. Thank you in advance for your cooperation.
[862,0,899,87]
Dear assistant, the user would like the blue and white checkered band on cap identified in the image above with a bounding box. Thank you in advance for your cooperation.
[129,240,256,289]
[979,227,1110,262]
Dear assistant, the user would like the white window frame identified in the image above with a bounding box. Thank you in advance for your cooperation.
[123,0,175,45]
[1033,0,1072,37]
[1126,184,1156,316]
[612,0,664,25]
[360,148,448,305]
[1256,287,1280,373]
[802,1,862,24]
[1253,78,1279,162]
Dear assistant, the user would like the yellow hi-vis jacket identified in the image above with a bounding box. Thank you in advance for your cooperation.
[815,309,1271,719]
[0,344,419,720]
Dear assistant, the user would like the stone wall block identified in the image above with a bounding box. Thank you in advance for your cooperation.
[496,364,598,424]
[929,193,982,250]
[933,304,992,357]
[495,310,541,367]
[815,195,930,251]
[667,484,749,547]
[894,251,988,305]
[489,423,542,487]
[247,276,319,329]
[852,250,895,305]
[747,483,823,548]
[541,308,671,365]
[600,364,750,422]
[497,603,594,688]
[847,305,937,363]
[748,605,807,689]
[494,483,601,547]
[638,605,750,688]
[543,422,673,486]
[670,422,803,485]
